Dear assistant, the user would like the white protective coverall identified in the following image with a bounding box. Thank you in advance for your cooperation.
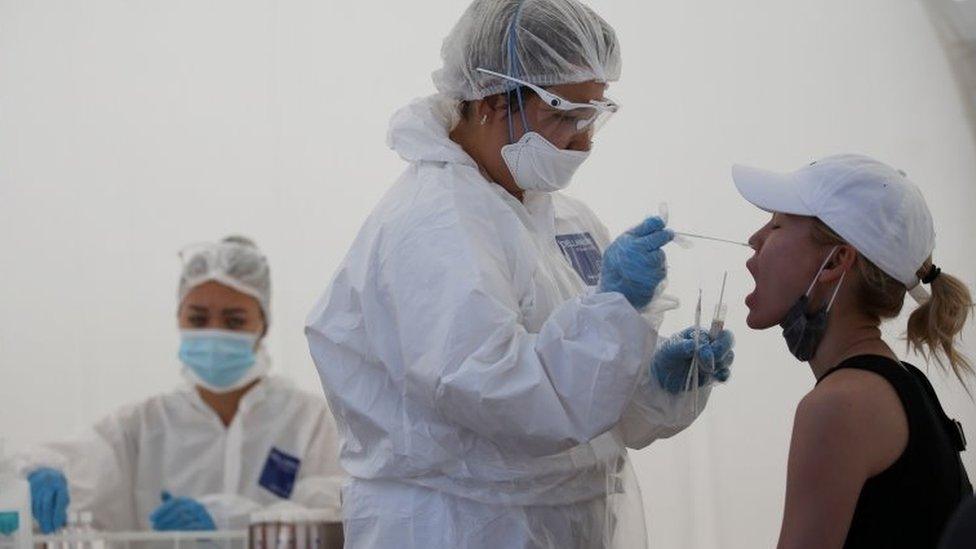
[305,96,710,548]
[17,372,345,531]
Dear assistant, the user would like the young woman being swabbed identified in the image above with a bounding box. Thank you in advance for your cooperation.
[734,154,973,548]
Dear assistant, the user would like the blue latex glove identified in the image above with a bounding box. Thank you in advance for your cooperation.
[27,468,70,534]
[149,491,216,532]
[598,216,674,310]
[652,328,735,394]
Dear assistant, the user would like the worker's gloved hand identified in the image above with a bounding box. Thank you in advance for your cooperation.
[652,328,735,394]
[150,491,216,531]
[27,467,70,534]
[598,216,674,310]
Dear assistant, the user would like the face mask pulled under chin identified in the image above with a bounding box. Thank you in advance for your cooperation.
[779,247,847,362]
[500,132,590,193]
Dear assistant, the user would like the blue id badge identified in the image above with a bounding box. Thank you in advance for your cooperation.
[258,447,301,498]
[555,232,603,286]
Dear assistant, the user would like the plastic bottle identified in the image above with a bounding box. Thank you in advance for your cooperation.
[60,512,78,549]
[0,439,32,549]
[77,513,100,549]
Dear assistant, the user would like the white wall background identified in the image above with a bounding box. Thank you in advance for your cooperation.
[2,1,974,547]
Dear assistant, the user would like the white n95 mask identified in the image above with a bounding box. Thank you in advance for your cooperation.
[501,132,590,193]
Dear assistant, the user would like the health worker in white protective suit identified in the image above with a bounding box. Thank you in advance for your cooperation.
[20,237,345,534]
[305,0,736,547]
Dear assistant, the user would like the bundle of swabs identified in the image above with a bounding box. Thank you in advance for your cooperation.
[687,271,729,396]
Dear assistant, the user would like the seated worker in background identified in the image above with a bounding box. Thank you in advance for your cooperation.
[19,236,345,534]
[733,154,972,548]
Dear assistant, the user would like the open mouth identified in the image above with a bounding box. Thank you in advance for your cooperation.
[745,255,759,310]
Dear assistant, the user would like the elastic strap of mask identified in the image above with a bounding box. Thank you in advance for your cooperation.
[804,246,839,297]
[825,270,847,312]
[504,2,531,143]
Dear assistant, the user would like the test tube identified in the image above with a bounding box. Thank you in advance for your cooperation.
[686,289,703,392]
[250,523,264,549]
[267,524,279,549]
[709,271,728,340]
[295,523,306,549]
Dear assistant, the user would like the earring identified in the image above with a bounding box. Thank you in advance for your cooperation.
[480,114,488,126]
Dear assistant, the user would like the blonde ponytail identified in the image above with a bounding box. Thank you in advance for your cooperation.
[907,259,975,385]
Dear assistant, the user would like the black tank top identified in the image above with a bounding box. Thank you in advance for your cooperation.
[818,355,972,548]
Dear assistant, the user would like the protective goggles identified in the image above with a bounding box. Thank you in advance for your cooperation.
[476,68,620,135]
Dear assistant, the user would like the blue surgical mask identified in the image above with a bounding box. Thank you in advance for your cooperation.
[179,329,258,390]
[779,247,846,362]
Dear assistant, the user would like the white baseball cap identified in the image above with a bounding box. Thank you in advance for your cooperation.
[732,154,935,296]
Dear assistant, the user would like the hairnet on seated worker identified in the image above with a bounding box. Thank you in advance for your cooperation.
[432,0,622,101]
[178,236,271,323]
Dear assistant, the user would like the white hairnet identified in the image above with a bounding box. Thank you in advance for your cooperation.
[178,236,271,322]
[433,0,622,101]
